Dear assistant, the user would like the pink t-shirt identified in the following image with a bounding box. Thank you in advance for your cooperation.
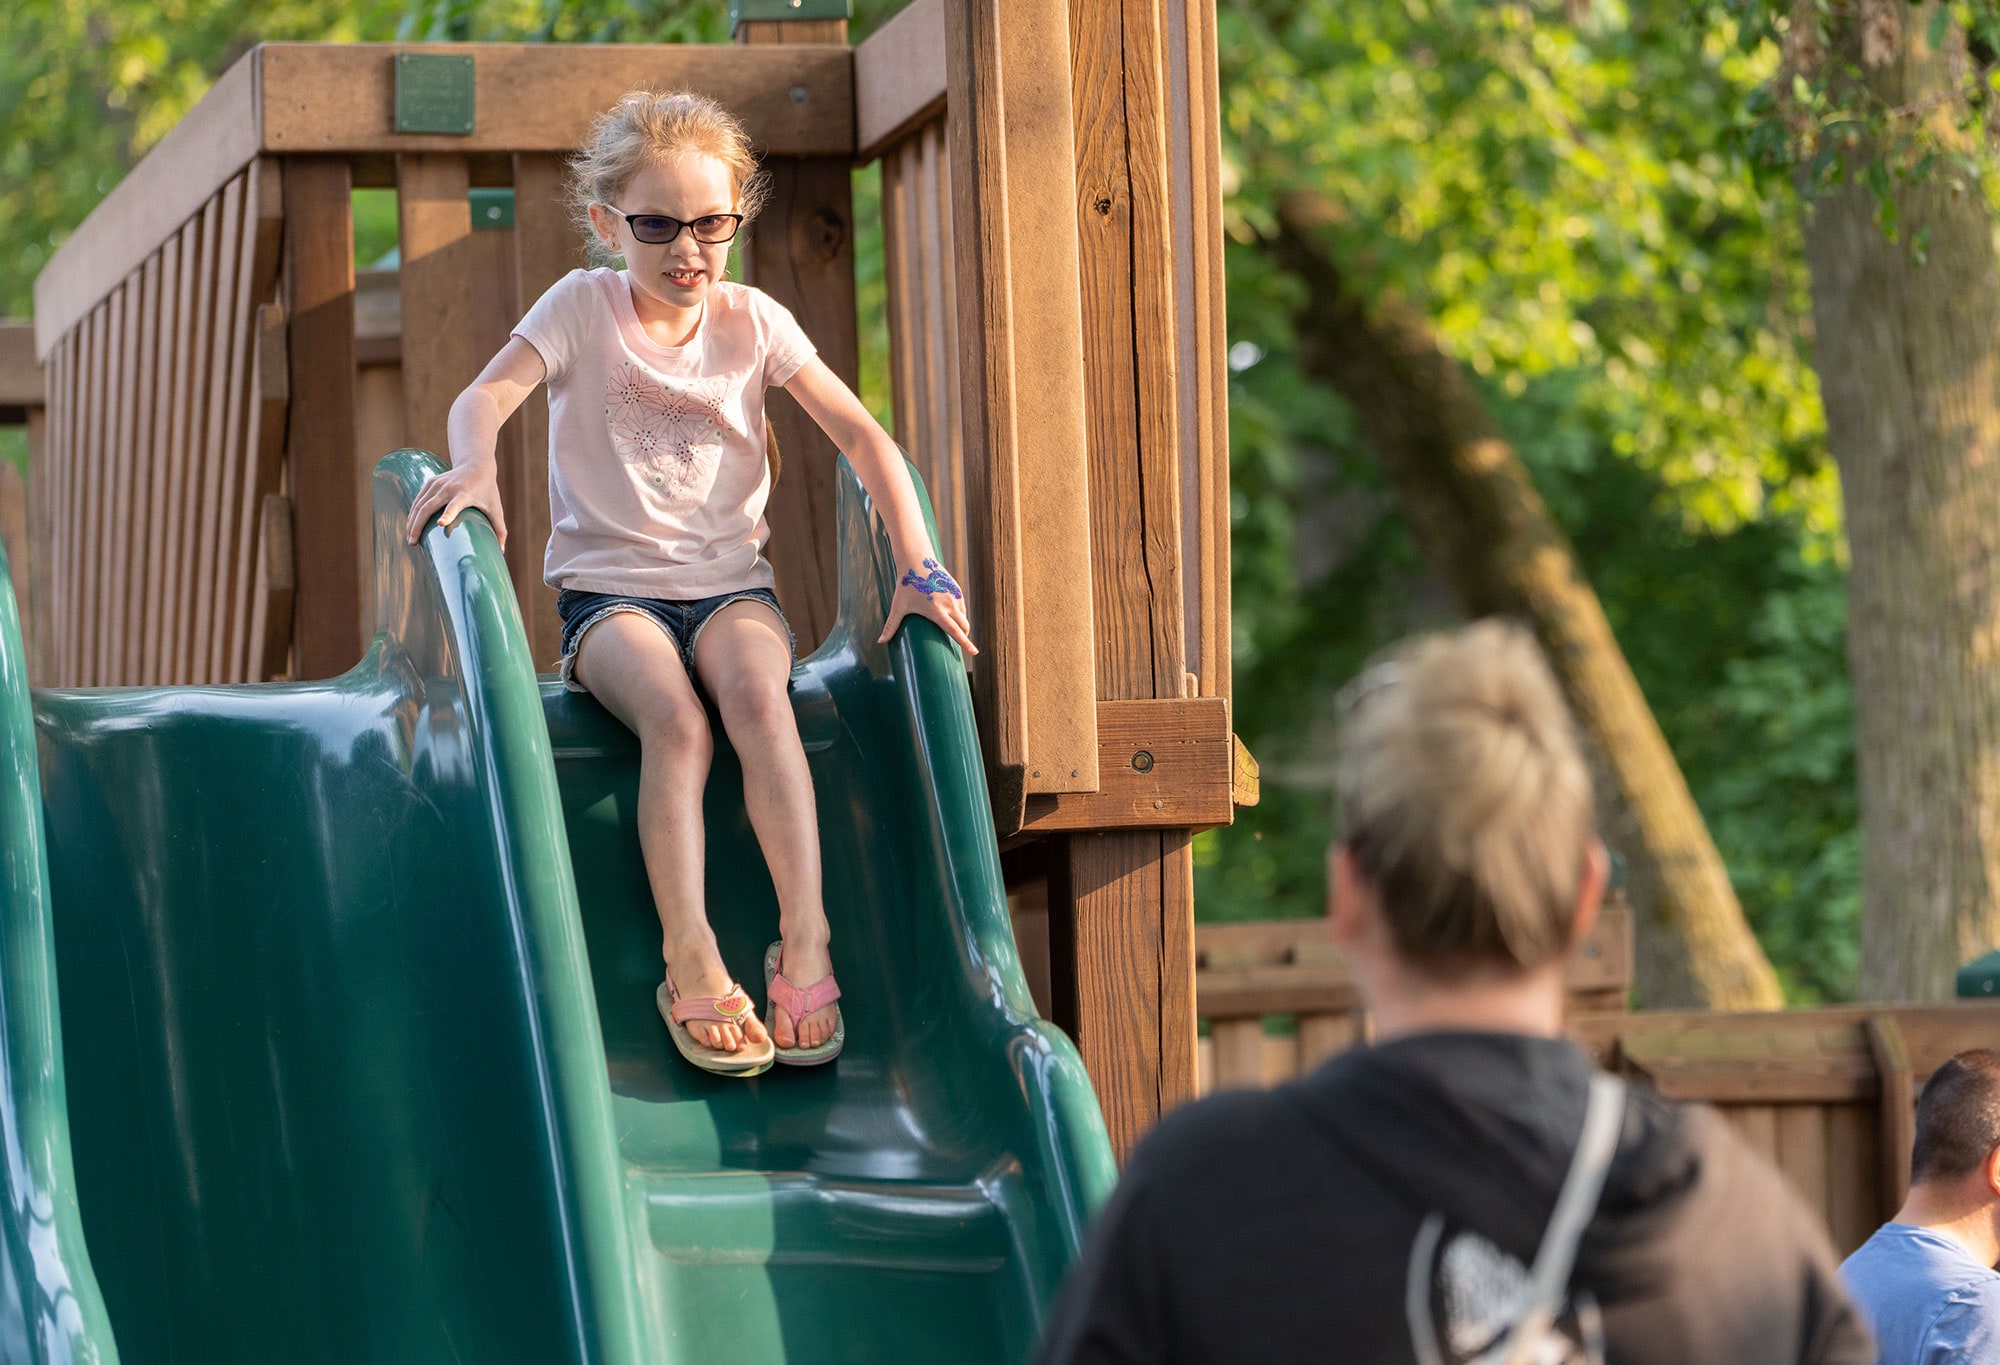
[511,268,816,598]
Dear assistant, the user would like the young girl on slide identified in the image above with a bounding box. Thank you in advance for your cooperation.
[403,91,975,1077]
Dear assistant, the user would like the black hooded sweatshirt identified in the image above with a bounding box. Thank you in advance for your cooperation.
[1038,1032,1873,1365]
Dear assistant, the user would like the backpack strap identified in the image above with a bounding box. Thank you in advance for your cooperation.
[1485,1073,1627,1365]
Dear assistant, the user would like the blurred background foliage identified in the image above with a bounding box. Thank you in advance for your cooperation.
[0,0,1861,999]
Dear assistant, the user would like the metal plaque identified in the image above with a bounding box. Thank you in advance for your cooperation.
[730,0,850,22]
[468,189,514,230]
[394,53,475,136]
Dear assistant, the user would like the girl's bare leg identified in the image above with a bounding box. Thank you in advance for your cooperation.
[574,612,768,1055]
[692,600,837,1050]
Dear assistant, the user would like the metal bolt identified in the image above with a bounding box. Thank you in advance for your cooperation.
[1131,750,1154,773]
[1071,769,1079,778]
[790,84,811,104]
[1032,769,1041,778]
[1153,799,1165,809]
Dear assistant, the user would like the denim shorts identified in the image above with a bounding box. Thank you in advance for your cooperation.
[555,586,792,693]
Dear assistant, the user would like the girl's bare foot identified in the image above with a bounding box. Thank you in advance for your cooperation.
[664,933,770,1053]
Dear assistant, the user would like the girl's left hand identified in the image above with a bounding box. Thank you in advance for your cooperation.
[880,559,978,656]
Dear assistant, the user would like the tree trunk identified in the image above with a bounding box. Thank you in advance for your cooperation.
[1268,193,1784,1009]
[1804,4,2000,1000]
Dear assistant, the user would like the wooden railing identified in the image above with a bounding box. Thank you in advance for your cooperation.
[1195,904,1635,1090]
[1191,902,2000,1257]
[33,41,852,687]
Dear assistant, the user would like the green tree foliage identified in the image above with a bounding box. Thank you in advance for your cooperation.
[1199,0,1862,1001]
[0,0,1864,996]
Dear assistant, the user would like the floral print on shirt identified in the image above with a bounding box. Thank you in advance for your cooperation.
[604,362,739,510]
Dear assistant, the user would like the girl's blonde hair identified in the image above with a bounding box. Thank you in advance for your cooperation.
[568,90,772,258]
[568,90,784,483]
[1336,620,1595,976]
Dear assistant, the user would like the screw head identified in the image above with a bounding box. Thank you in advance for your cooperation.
[1132,750,1155,773]
[790,84,810,104]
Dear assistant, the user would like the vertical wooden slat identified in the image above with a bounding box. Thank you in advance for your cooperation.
[283,157,362,679]
[142,232,184,684]
[240,304,289,680]
[729,11,859,659]
[77,303,109,683]
[1210,1018,1260,1092]
[1071,0,1186,702]
[1297,1012,1357,1072]
[353,362,405,647]
[249,493,295,680]
[175,194,225,684]
[1825,1102,1880,1255]
[1868,1013,1916,1222]
[920,122,967,581]
[126,253,162,683]
[1775,1105,1832,1232]
[1049,829,1196,1158]
[189,173,247,683]
[57,326,83,684]
[944,0,1101,822]
[1727,1104,1780,1163]
[106,275,140,684]
[220,161,285,682]
[397,154,483,465]
[1183,0,1230,700]
[36,339,64,684]
[0,463,29,648]
[512,151,579,669]
[25,403,47,683]
[883,121,968,585]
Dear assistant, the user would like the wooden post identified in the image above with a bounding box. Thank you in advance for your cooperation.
[1025,0,1206,1161]
[510,152,579,670]
[397,155,483,463]
[735,13,858,656]
[941,0,1101,830]
[283,157,363,679]
[1867,1013,1916,1222]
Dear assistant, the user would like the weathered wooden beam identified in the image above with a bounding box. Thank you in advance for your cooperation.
[1196,905,1635,1019]
[1867,1014,1915,1222]
[283,158,363,679]
[946,0,1100,828]
[855,0,946,160]
[1048,829,1197,1163]
[35,43,854,360]
[260,44,852,157]
[737,15,855,655]
[509,152,578,671]
[1017,697,1233,834]
[397,154,483,463]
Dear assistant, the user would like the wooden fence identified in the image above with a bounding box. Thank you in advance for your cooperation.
[1193,904,2000,1256]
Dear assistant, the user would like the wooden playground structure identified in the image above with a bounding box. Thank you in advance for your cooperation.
[21,1,1244,1160]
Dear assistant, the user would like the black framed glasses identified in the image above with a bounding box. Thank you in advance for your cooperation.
[597,204,744,245]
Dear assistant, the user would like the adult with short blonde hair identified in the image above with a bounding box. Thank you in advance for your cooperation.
[1038,620,1871,1365]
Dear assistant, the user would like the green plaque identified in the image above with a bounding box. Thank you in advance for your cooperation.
[394,53,475,136]
[468,189,514,230]
[730,0,850,23]
[1957,949,2000,998]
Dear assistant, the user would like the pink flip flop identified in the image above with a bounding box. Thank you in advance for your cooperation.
[657,973,775,1077]
[764,941,845,1066]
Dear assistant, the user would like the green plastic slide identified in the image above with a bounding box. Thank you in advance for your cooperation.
[2,450,1114,1363]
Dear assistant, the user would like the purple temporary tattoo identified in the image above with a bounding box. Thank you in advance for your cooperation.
[900,558,963,601]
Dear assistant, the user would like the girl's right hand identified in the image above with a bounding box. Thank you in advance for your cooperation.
[405,463,507,551]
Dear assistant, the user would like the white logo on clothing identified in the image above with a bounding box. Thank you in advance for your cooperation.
[604,363,738,509]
